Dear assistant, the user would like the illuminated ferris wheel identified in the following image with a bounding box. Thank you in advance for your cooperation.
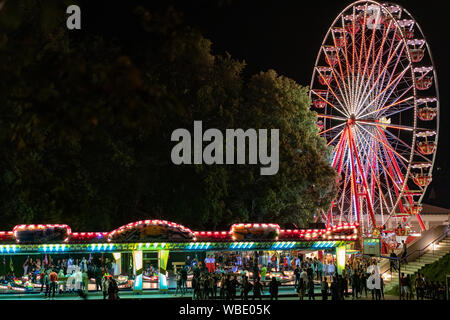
[309,1,439,236]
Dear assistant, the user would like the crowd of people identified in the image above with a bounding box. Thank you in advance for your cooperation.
[0,256,120,299]
[401,273,447,300]
[169,253,389,300]
[0,250,446,301]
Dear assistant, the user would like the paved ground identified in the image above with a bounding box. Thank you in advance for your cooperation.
[0,286,401,300]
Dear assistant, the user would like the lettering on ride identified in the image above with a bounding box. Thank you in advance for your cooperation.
[171,121,279,175]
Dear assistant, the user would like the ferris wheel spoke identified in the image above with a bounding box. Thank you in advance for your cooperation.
[356,123,409,165]
[361,90,414,119]
[365,27,401,115]
[316,66,350,109]
[379,138,407,216]
[317,113,348,121]
[374,85,414,119]
[356,11,383,108]
[340,15,354,108]
[358,119,430,133]
[357,119,412,131]
[331,30,352,106]
[311,90,350,117]
[374,61,411,115]
[318,122,346,136]
[355,40,405,117]
[374,104,414,120]
[354,125,404,189]
[350,7,358,110]
[357,63,410,117]
[382,128,433,164]
[327,128,345,147]
[376,131,409,214]
[348,127,377,226]
[355,23,389,113]
[354,9,369,105]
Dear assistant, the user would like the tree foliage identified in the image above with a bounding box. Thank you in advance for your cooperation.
[0,1,336,231]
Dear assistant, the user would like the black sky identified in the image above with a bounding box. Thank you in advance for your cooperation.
[79,0,450,207]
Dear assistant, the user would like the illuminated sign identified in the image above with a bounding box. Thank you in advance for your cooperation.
[363,238,381,256]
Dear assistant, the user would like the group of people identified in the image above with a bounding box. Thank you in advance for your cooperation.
[0,255,120,299]
[176,263,279,300]
[171,252,388,300]
[22,256,116,283]
[401,273,447,300]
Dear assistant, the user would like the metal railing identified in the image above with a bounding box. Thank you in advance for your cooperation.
[379,225,450,280]
[405,228,450,264]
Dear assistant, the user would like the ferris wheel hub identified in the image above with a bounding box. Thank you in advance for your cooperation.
[347,114,356,126]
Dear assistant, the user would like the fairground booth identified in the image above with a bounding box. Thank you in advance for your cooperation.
[0,220,361,294]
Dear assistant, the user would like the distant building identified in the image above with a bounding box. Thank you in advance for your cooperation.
[373,203,450,232]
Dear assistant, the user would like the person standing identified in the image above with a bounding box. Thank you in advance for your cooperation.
[211,255,216,273]
[49,269,58,299]
[212,274,218,299]
[269,277,280,300]
[108,277,119,300]
[307,263,314,280]
[230,275,238,300]
[405,274,413,300]
[294,266,300,290]
[43,270,50,298]
[401,240,407,265]
[252,263,260,281]
[308,277,315,300]
[330,278,338,300]
[300,268,308,295]
[94,265,102,291]
[23,256,29,278]
[101,275,109,299]
[328,263,335,280]
[241,276,252,300]
[389,250,398,274]
[317,259,323,281]
[351,271,359,299]
[57,269,65,293]
[252,278,263,300]
[80,257,87,273]
[204,255,211,273]
[39,269,46,293]
[297,277,305,300]
[416,273,425,300]
[360,272,368,298]
[321,278,329,301]
[220,275,227,299]
[399,273,406,300]
[342,270,349,298]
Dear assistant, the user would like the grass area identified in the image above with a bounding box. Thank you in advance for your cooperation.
[385,285,398,296]
[413,252,450,282]
[386,252,450,296]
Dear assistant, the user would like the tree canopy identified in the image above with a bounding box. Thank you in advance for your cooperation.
[0,1,336,231]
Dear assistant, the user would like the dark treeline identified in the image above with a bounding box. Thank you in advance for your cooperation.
[0,0,336,231]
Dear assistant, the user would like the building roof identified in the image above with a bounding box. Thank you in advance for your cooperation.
[421,203,450,215]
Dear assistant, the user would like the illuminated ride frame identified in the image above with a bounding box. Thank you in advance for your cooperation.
[310,1,439,239]
[0,221,358,294]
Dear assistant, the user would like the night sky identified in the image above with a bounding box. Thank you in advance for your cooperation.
[80,0,450,207]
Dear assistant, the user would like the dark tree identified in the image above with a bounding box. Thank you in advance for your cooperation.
[0,1,336,231]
